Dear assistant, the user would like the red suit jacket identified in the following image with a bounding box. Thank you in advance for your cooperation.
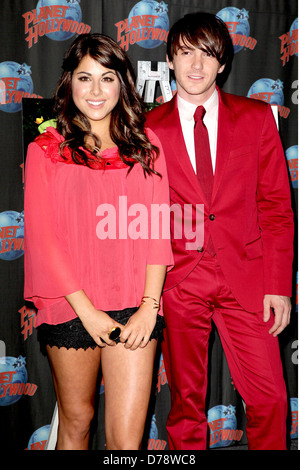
[146,88,294,312]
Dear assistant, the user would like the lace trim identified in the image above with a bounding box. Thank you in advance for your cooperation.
[37,308,165,351]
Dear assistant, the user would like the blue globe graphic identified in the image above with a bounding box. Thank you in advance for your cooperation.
[149,414,158,440]
[128,0,169,49]
[0,61,33,113]
[247,78,284,106]
[0,210,24,260]
[290,397,298,439]
[217,7,250,53]
[28,425,51,450]
[36,0,82,41]
[290,18,298,57]
[0,356,28,406]
[285,145,298,188]
[208,404,237,448]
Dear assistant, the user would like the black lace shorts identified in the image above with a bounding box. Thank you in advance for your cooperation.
[37,307,165,351]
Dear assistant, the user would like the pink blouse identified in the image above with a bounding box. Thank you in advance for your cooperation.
[24,126,173,326]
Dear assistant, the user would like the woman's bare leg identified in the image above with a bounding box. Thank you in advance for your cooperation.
[101,340,157,450]
[46,345,102,450]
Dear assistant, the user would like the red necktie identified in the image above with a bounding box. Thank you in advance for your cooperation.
[194,106,213,204]
[194,106,215,255]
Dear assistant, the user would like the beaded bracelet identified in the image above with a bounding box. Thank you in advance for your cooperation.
[141,295,160,311]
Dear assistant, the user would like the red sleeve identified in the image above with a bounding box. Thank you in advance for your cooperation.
[24,141,81,308]
[256,105,294,295]
[145,128,174,269]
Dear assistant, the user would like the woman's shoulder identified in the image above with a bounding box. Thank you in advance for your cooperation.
[144,126,162,147]
[32,126,69,164]
[34,126,63,148]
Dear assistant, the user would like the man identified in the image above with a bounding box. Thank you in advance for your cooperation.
[146,12,294,450]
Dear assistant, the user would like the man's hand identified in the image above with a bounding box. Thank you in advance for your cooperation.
[263,294,291,336]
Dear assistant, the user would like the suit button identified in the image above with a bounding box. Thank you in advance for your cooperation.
[197,246,204,252]
[209,214,215,221]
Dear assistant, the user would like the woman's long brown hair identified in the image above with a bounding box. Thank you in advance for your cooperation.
[53,33,159,175]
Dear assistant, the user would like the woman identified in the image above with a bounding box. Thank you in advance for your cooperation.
[24,33,173,450]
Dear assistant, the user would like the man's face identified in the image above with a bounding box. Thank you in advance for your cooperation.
[167,39,225,105]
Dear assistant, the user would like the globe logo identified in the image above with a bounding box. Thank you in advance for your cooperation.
[208,404,238,448]
[36,0,82,41]
[290,397,298,439]
[217,7,252,54]
[0,62,33,113]
[0,356,28,406]
[147,413,167,450]
[285,145,298,188]
[0,211,24,261]
[289,18,298,57]
[27,424,51,450]
[149,414,158,440]
[247,78,284,106]
[128,0,169,49]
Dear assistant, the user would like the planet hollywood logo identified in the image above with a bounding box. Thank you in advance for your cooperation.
[247,78,290,119]
[0,62,42,113]
[208,404,243,448]
[0,211,24,260]
[285,145,298,188]
[19,305,37,341]
[279,18,298,66]
[0,356,37,406]
[115,0,169,51]
[290,398,298,439]
[216,7,257,54]
[26,425,51,450]
[22,0,91,49]
[147,414,167,450]
[156,353,167,393]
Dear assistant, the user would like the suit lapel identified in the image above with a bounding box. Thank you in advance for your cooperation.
[165,95,207,202]
[211,88,235,203]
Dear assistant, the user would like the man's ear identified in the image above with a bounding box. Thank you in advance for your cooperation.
[166,54,174,70]
[218,63,225,74]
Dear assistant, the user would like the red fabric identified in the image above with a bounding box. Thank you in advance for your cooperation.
[193,105,215,255]
[24,127,173,326]
[162,256,287,450]
[146,88,294,312]
[35,127,136,169]
[194,105,213,203]
[146,88,293,450]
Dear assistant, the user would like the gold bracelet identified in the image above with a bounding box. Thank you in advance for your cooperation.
[141,296,160,310]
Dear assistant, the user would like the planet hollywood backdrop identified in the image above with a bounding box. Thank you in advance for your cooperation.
[0,0,298,451]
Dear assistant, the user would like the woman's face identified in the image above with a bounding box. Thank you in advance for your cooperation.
[71,54,121,131]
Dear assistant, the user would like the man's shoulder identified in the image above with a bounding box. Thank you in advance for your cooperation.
[220,88,268,113]
[145,99,175,127]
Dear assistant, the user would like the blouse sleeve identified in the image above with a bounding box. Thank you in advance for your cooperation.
[24,141,82,308]
[145,128,174,269]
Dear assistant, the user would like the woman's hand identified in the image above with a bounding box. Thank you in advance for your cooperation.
[120,302,157,350]
[65,290,122,348]
[119,264,167,350]
[80,308,123,348]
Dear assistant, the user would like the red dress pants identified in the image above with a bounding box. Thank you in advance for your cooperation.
[162,254,287,450]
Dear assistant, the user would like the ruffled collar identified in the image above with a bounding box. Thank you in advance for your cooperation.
[34,126,135,170]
